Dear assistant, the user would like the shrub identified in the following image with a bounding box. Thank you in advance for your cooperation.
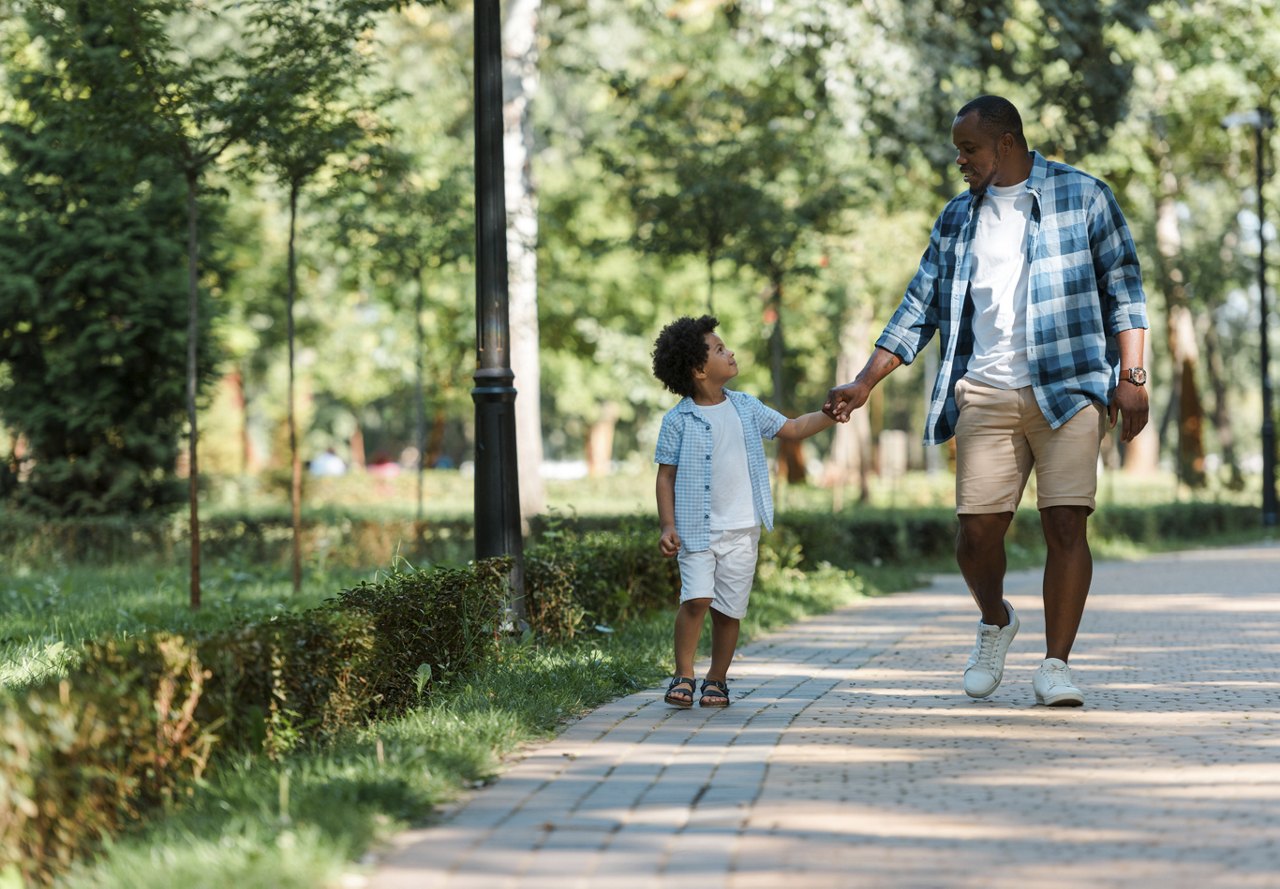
[523,554,585,641]
[0,636,215,886]
[194,609,379,758]
[525,521,679,633]
[334,559,510,713]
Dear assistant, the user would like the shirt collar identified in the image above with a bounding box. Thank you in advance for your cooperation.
[967,150,1045,216]
[676,389,732,413]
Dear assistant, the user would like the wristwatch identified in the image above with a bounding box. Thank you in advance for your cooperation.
[1122,367,1148,386]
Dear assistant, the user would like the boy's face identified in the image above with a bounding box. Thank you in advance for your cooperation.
[696,332,739,386]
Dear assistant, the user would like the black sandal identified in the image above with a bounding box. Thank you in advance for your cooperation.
[699,678,730,708]
[664,675,696,709]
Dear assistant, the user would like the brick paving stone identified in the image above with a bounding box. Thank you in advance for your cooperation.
[365,543,1280,889]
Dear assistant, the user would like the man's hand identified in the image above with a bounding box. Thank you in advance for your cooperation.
[824,380,871,423]
[1108,381,1150,442]
[658,527,681,558]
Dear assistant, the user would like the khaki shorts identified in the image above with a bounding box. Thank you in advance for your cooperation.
[954,377,1106,515]
[676,526,760,619]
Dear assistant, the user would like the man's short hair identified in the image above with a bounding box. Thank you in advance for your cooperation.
[956,95,1028,148]
[652,315,718,398]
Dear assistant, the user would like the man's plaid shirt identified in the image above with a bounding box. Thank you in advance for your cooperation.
[877,151,1149,446]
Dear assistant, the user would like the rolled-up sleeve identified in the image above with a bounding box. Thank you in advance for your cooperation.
[1089,185,1148,335]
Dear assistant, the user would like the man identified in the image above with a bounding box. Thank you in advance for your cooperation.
[825,95,1149,707]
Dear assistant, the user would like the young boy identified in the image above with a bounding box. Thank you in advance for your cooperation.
[652,315,834,708]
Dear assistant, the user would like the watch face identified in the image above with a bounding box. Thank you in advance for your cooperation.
[1128,368,1147,385]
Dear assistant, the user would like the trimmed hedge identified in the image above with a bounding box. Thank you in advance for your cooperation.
[0,636,215,887]
[0,512,475,569]
[523,520,680,639]
[0,525,681,884]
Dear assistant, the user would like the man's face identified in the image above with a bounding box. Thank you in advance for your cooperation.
[951,111,1005,195]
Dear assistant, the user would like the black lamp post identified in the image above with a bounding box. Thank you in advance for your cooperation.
[474,0,526,614]
[1223,108,1277,527]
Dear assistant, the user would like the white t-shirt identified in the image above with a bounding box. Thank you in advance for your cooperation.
[698,399,758,531]
[967,181,1033,389]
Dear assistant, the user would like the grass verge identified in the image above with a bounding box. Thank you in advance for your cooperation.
[47,558,866,888]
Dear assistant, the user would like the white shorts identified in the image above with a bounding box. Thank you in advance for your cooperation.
[676,526,761,619]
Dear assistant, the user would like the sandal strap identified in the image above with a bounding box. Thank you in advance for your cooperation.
[668,675,696,690]
[700,678,729,695]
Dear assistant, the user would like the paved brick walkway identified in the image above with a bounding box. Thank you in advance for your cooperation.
[369,543,1280,889]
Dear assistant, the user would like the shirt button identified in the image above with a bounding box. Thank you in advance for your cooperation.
[705,485,710,490]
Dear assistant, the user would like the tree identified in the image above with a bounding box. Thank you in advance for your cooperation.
[0,3,216,517]
[249,0,392,593]
[505,0,547,519]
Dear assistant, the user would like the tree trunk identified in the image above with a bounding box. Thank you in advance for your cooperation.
[585,401,620,478]
[825,301,875,509]
[225,368,254,476]
[287,181,303,595]
[184,167,202,610]
[414,266,427,523]
[1154,156,1205,486]
[426,407,447,468]
[503,0,545,521]
[1201,309,1243,487]
[767,274,806,484]
[349,424,366,471]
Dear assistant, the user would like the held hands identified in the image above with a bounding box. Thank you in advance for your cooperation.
[658,527,681,558]
[1108,380,1150,443]
[823,380,870,423]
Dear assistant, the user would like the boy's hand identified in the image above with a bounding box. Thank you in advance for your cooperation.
[824,380,870,422]
[659,528,681,558]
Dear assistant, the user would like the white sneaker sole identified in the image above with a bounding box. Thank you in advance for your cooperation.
[1035,688,1084,707]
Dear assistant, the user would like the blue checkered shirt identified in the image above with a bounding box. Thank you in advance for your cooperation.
[877,151,1148,446]
[654,389,786,553]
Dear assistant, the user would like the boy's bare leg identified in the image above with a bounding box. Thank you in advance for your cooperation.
[701,607,739,704]
[671,598,711,704]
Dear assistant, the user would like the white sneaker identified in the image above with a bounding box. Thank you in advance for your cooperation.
[1033,658,1084,707]
[962,600,1019,698]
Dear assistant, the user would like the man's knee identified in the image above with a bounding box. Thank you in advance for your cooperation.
[1040,506,1088,548]
[956,512,1013,556]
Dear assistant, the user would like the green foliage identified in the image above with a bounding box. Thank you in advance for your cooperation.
[525,520,680,637]
[334,559,511,713]
[0,5,216,516]
[194,609,380,757]
[0,636,215,886]
[0,511,475,569]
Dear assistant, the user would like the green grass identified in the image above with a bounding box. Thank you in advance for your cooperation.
[45,556,865,889]
[0,559,370,688]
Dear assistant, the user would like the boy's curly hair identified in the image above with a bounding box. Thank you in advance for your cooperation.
[652,315,718,398]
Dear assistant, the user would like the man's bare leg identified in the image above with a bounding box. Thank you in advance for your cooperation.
[956,511,1015,626]
[1040,505,1092,662]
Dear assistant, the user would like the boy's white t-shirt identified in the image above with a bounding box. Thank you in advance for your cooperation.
[967,181,1033,389]
[697,398,758,531]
